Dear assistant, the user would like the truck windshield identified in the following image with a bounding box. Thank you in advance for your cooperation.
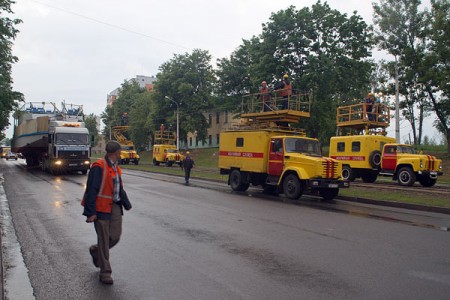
[285,138,321,156]
[397,145,416,154]
[167,149,179,153]
[56,133,89,145]
[122,145,134,151]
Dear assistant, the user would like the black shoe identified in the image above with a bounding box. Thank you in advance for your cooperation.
[89,246,99,268]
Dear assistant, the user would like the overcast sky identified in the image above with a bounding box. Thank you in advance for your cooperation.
[6,0,438,142]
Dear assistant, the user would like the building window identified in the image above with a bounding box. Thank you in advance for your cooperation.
[216,134,220,145]
[209,135,212,145]
[189,137,192,147]
[195,137,199,147]
[208,114,212,125]
[352,141,361,152]
[224,111,228,123]
[337,142,345,152]
[216,111,220,124]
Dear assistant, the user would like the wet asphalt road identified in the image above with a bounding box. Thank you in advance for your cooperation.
[1,159,450,300]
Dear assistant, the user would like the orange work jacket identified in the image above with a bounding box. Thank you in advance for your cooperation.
[279,81,292,97]
[82,158,122,213]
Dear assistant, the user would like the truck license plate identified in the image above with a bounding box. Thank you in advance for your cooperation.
[69,164,77,166]
[328,184,338,188]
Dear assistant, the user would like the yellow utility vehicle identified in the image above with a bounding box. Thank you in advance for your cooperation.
[112,126,140,165]
[152,129,184,167]
[219,92,348,201]
[329,102,443,186]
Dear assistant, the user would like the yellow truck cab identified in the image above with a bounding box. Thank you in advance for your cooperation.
[152,144,184,167]
[119,144,140,165]
[380,143,443,186]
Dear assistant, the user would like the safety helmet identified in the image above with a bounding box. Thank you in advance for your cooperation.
[262,81,267,84]
[283,74,289,79]
[186,151,190,154]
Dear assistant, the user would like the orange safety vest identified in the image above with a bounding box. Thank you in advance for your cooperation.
[279,81,292,97]
[81,158,122,213]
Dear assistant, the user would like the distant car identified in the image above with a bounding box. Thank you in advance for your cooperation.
[5,152,18,160]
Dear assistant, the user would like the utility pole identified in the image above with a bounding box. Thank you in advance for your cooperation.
[395,58,400,143]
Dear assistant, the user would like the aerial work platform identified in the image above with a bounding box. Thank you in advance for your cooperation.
[336,102,390,135]
[154,130,176,145]
[241,92,311,124]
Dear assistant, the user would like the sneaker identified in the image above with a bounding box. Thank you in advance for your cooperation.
[89,246,99,268]
[99,273,113,285]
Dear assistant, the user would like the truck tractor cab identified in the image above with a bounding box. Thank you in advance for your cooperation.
[152,144,184,167]
[380,144,443,187]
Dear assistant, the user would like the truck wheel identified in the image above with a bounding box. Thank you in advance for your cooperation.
[125,159,130,164]
[397,167,416,186]
[230,169,249,191]
[153,159,160,166]
[166,160,173,167]
[283,174,303,200]
[134,160,139,165]
[369,151,382,168]
[418,176,436,187]
[81,170,88,175]
[319,188,339,202]
[361,171,378,183]
[342,166,355,181]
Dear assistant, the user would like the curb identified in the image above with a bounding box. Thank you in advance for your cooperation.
[337,195,450,215]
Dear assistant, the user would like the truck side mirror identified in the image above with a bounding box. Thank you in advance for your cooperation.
[48,134,52,143]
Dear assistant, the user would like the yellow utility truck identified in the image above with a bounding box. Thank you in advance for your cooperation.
[152,129,184,167]
[112,126,140,165]
[152,144,184,167]
[219,91,348,201]
[330,102,443,186]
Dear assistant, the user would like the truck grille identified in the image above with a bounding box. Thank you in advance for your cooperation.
[426,155,436,170]
[322,159,338,178]
[57,150,89,159]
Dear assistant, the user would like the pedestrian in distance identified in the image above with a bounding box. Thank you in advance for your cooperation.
[181,151,195,185]
[82,140,132,285]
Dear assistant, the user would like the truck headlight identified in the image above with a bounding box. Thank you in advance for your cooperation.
[84,160,90,165]
[54,160,62,166]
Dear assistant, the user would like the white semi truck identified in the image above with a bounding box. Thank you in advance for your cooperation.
[12,102,91,174]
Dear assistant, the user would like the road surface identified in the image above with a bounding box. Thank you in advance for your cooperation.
[1,159,450,299]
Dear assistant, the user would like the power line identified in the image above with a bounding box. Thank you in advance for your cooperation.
[29,0,191,51]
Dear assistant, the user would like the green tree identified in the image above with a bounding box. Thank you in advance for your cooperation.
[0,0,23,140]
[129,92,154,151]
[152,49,215,145]
[84,113,100,147]
[423,0,450,154]
[373,0,433,146]
[216,2,374,144]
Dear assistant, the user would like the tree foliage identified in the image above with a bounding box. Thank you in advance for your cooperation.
[84,113,99,147]
[0,0,23,140]
[216,1,374,144]
[151,49,215,144]
[374,0,450,153]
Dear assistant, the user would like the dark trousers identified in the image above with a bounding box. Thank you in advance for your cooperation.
[93,203,122,275]
[184,168,192,183]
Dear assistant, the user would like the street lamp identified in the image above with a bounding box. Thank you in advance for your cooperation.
[165,96,179,150]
